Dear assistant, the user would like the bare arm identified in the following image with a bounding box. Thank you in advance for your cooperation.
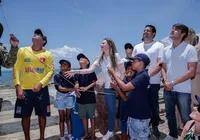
[111,83,127,101]
[57,85,74,93]
[149,58,162,77]
[174,62,196,85]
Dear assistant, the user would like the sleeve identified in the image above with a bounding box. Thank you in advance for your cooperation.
[74,74,79,82]
[0,45,18,68]
[54,74,61,86]
[90,72,97,82]
[158,43,164,59]
[115,53,123,65]
[186,46,198,62]
[40,52,54,87]
[161,48,167,63]
[132,45,137,56]
[93,56,100,67]
[130,74,147,89]
[13,48,23,86]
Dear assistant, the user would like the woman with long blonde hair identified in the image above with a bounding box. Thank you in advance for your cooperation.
[65,38,125,140]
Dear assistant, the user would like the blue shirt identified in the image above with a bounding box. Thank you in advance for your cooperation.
[54,72,75,93]
[127,69,151,119]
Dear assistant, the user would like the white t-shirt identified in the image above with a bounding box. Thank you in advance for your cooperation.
[132,41,164,84]
[94,53,123,88]
[161,41,198,93]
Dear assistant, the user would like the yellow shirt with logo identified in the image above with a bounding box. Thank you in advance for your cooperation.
[13,46,54,90]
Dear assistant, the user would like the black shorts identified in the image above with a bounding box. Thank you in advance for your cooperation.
[14,86,50,118]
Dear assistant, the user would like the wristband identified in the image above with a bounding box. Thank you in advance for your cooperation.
[171,81,176,86]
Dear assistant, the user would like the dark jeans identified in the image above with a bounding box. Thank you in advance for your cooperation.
[149,84,160,127]
[164,91,191,138]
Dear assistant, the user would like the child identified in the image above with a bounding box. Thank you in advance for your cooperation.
[54,59,75,140]
[108,53,151,140]
[111,61,135,140]
[74,53,97,140]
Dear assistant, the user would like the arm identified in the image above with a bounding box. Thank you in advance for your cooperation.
[39,53,54,87]
[57,85,74,93]
[0,35,19,68]
[149,58,162,77]
[108,68,134,91]
[0,45,18,68]
[174,62,196,84]
[111,83,127,101]
[117,63,125,80]
[13,48,24,99]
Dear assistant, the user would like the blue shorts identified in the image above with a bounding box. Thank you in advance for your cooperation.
[54,91,76,110]
[127,117,150,140]
[14,86,50,118]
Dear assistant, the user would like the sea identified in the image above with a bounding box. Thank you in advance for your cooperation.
[0,68,101,87]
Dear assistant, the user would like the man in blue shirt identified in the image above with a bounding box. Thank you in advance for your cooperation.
[108,53,151,140]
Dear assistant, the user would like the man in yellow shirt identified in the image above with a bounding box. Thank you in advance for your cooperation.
[13,29,54,140]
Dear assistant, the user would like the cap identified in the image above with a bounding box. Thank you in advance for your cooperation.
[34,29,43,36]
[59,59,71,68]
[42,36,47,46]
[0,23,3,38]
[124,43,133,50]
[195,95,200,104]
[124,61,132,70]
[128,53,150,67]
[77,53,90,67]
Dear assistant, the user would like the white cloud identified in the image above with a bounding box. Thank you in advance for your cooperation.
[49,45,82,58]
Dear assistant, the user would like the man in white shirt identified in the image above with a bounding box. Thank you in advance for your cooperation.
[162,24,197,140]
[132,25,164,138]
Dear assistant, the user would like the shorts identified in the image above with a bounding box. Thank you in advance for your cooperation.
[77,103,96,119]
[127,117,150,140]
[14,86,50,118]
[54,91,76,110]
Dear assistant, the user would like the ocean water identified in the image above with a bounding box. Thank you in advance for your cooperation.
[0,68,101,86]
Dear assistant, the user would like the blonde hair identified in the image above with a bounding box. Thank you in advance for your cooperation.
[99,38,118,70]
[188,28,197,46]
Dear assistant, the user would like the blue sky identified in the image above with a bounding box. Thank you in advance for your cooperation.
[0,0,200,69]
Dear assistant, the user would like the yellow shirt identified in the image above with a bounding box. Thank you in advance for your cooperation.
[13,46,54,90]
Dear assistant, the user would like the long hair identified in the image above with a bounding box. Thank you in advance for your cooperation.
[0,23,3,38]
[188,28,197,46]
[99,38,118,70]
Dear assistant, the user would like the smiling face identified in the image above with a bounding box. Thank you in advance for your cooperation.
[101,39,110,53]
[79,57,89,68]
[143,26,155,41]
[32,34,43,48]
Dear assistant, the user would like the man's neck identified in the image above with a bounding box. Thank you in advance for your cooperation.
[143,39,153,44]
[173,39,182,48]
[32,45,42,51]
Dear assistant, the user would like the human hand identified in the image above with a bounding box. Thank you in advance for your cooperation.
[64,71,76,79]
[164,81,173,91]
[15,85,24,99]
[32,83,42,92]
[80,87,87,92]
[10,34,19,48]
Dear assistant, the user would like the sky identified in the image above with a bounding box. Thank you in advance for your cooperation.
[0,0,200,70]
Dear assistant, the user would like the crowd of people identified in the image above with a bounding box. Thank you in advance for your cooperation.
[0,22,200,140]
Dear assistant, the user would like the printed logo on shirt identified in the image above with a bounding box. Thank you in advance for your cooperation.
[25,67,44,73]
[47,105,51,112]
[40,58,46,63]
[24,58,31,62]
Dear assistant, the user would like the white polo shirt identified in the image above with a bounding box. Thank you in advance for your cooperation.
[94,53,123,88]
[161,41,198,93]
[132,41,164,84]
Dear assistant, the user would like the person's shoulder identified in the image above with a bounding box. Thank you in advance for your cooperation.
[154,41,164,47]
[164,44,172,51]
[134,42,143,48]
[54,73,61,79]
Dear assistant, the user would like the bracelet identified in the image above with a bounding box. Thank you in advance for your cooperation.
[171,81,176,86]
